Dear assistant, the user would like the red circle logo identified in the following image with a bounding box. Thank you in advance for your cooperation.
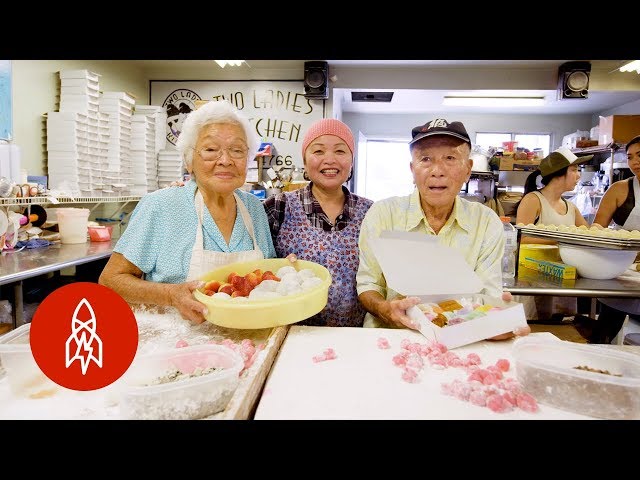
[30,283,138,391]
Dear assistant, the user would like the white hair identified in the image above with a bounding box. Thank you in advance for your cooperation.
[175,100,259,171]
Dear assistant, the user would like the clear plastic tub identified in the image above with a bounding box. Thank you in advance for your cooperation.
[0,323,60,398]
[119,344,244,420]
[513,337,640,419]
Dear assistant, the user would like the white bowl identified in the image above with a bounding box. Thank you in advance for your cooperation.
[558,243,638,280]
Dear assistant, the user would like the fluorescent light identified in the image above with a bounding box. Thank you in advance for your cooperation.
[619,60,640,73]
[443,96,546,107]
[214,60,245,68]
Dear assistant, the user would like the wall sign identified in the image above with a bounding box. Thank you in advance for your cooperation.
[150,80,325,169]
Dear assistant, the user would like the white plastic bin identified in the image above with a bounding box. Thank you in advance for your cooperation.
[56,208,90,244]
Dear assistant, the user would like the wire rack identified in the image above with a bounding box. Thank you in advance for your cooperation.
[0,195,142,207]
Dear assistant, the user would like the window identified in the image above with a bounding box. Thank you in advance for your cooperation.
[356,140,414,202]
[475,132,550,157]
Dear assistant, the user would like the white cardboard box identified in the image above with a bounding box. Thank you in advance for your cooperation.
[370,230,527,349]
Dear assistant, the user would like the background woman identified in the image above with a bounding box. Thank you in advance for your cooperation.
[590,135,640,343]
[514,146,593,321]
[100,100,276,324]
[264,119,373,327]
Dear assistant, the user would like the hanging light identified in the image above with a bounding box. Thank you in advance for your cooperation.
[214,60,245,68]
[619,60,640,74]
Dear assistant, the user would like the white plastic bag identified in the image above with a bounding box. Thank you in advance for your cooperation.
[567,191,595,217]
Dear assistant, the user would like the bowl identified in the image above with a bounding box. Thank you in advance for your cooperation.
[119,344,244,420]
[193,258,331,329]
[513,336,640,419]
[557,243,638,279]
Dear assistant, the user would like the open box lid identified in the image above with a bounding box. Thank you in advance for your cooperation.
[369,231,484,303]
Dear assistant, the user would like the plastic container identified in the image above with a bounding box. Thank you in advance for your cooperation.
[500,216,517,279]
[56,208,90,244]
[193,258,331,329]
[0,323,60,398]
[119,344,244,420]
[88,225,112,242]
[513,336,640,419]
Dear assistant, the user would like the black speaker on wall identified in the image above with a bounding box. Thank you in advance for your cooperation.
[304,61,329,99]
[558,61,591,100]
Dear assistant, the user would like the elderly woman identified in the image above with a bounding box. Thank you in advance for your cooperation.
[590,135,640,343]
[99,100,276,324]
[264,119,373,327]
[356,118,529,340]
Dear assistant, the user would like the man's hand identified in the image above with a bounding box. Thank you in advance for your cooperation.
[382,296,422,329]
[488,291,530,340]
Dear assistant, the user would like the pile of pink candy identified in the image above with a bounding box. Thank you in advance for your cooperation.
[381,337,538,414]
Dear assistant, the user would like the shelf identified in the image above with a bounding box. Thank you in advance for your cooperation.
[571,142,624,156]
[0,195,142,207]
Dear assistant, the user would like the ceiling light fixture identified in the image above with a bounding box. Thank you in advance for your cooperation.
[443,96,546,107]
[619,60,640,74]
[214,60,245,68]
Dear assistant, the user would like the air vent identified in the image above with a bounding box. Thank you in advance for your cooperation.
[351,91,394,102]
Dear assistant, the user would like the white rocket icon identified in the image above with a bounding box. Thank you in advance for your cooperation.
[65,298,103,375]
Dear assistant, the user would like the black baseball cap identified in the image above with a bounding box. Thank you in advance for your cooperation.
[409,119,471,147]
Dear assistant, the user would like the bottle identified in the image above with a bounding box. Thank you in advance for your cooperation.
[500,216,517,279]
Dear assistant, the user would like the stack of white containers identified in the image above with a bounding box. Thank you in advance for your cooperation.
[48,70,108,195]
[99,92,135,195]
[157,149,185,188]
[130,114,157,194]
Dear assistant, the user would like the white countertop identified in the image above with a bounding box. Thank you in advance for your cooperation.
[254,327,601,420]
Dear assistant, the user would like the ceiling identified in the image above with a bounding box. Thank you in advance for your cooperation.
[136,60,640,116]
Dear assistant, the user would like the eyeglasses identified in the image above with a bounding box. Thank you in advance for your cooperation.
[195,145,249,161]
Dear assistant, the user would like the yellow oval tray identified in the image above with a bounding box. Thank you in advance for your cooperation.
[193,258,332,329]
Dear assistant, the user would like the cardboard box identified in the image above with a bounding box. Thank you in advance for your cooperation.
[370,231,527,349]
[598,115,640,145]
[499,155,515,171]
[518,244,560,267]
[520,257,577,279]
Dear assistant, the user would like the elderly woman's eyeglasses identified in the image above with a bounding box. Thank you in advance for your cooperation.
[195,146,249,161]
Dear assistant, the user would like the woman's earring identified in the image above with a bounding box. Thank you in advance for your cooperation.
[303,171,310,181]
[346,169,353,182]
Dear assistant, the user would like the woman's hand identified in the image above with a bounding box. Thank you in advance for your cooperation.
[168,281,209,324]
[383,296,422,329]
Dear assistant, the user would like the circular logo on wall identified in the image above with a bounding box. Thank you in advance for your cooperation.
[162,89,202,146]
[30,283,139,391]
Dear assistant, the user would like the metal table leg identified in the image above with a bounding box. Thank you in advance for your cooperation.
[12,281,24,329]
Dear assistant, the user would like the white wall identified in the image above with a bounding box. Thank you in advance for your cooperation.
[342,112,595,151]
[12,60,148,175]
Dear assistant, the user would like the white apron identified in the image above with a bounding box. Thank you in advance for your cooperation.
[186,190,264,281]
[600,176,640,314]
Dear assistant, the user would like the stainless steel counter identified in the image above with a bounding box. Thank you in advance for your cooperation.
[504,265,640,298]
[0,240,116,286]
[0,240,116,328]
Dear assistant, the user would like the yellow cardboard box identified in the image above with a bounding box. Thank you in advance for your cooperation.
[520,257,577,279]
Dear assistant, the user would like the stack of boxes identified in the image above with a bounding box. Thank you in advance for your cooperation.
[157,149,184,188]
[99,92,135,195]
[47,70,109,195]
[130,105,168,194]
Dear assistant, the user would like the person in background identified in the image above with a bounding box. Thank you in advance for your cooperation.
[514,146,594,322]
[590,135,640,343]
[264,119,374,327]
[99,100,276,324]
[515,146,593,243]
[356,118,530,340]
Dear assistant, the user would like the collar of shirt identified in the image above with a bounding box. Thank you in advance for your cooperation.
[406,189,473,234]
[301,182,354,220]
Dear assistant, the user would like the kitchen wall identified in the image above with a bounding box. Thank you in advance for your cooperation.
[9,60,640,177]
[342,112,595,150]
[12,60,148,175]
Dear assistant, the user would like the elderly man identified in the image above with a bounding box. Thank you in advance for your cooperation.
[356,118,526,336]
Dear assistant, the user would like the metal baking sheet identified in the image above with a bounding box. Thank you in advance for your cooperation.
[516,227,640,251]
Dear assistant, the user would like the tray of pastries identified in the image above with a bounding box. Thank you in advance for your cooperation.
[515,224,640,250]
